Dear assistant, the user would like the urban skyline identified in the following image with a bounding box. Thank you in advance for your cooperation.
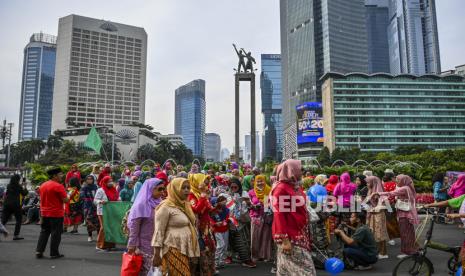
[0,0,464,154]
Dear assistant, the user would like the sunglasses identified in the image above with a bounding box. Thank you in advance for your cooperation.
[156,187,166,192]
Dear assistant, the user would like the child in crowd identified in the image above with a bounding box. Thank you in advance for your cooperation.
[210,194,230,269]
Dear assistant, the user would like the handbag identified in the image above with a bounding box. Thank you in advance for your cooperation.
[395,187,412,211]
[395,199,411,211]
[121,252,143,276]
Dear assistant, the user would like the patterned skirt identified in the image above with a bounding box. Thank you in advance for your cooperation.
[251,217,273,260]
[367,211,389,242]
[398,217,419,255]
[162,247,197,276]
[386,210,401,239]
[276,244,317,276]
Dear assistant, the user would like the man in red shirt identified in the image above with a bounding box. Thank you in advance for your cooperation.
[35,168,69,259]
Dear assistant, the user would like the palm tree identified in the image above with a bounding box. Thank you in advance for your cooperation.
[46,135,63,151]
[157,139,174,154]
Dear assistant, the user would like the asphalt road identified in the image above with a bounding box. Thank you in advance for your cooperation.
[0,221,463,276]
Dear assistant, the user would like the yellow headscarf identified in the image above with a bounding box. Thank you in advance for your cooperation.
[253,175,271,204]
[158,177,198,252]
[188,173,208,199]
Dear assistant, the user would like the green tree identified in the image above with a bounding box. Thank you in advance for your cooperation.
[394,145,430,156]
[317,147,331,167]
[46,135,63,151]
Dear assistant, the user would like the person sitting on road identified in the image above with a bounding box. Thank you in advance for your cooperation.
[334,212,378,270]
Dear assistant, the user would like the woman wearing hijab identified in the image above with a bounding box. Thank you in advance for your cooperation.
[64,177,83,234]
[366,176,389,259]
[90,164,101,183]
[242,175,254,192]
[378,174,419,258]
[127,178,165,275]
[152,178,200,276]
[97,164,111,187]
[355,174,368,199]
[80,175,99,242]
[119,178,135,202]
[272,160,316,275]
[226,177,256,268]
[65,164,81,186]
[325,175,338,195]
[94,176,119,250]
[449,174,465,198]
[1,174,28,240]
[248,175,273,261]
[333,172,357,209]
[188,173,216,275]
[117,178,126,192]
[131,172,149,203]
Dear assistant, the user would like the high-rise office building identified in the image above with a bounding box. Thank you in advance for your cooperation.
[245,132,260,164]
[220,148,230,162]
[51,14,147,131]
[205,133,221,162]
[365,0,390,73]
[175,79,206,157]
[261,54,283,161]
[322,72,465,152]
[280,0,368,158]
[388,0,441,75]
[18,33,57,141]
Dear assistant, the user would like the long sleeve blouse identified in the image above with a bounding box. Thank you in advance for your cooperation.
[248,190,264,219]
[272,182,311,250]
[127,216,154,255]
[152,205,200,258]
[93,188,108,216]
[379,186,419,224]
[188,194,213,232]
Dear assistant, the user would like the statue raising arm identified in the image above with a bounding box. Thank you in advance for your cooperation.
[233,44,241,56]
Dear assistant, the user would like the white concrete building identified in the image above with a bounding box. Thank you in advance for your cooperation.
[52,14,147,131]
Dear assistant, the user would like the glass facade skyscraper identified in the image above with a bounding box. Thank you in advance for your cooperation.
[388,0,441,75]
[261,54,282,161]
[18,33,57,141]
[175,79,206,158]
[322,72,465,152]
[280,0,368,158]
[366,0,390,73]
[205,133,221,162]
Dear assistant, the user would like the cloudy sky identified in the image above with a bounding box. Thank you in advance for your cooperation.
[0,0,464,152]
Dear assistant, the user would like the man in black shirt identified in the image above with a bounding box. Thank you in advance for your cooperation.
[334,212,378,270]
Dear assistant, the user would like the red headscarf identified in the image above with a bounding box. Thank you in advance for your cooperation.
[100,176,119,201]
[156,171,169,184]
[326,175,338,193]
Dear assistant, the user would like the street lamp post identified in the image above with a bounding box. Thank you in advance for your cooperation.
[7,123,13,168]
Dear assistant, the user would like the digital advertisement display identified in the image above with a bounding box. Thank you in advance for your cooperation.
[296,102,324,144]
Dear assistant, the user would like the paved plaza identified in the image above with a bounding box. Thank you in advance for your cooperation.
[0,221,462,276]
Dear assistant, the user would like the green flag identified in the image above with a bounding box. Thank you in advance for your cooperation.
[84,127,102,153]
[103,201,132,244]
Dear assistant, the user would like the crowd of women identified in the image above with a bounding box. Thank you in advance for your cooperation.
[1,159,465,276]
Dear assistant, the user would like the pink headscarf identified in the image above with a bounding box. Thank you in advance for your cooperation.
[366,176,384,206]
[339,172,356,194]
[396,174,419,224]
[276,159,302,183]
[448,174,465,198]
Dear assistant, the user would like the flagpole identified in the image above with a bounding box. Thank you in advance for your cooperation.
[111,133,115,164]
